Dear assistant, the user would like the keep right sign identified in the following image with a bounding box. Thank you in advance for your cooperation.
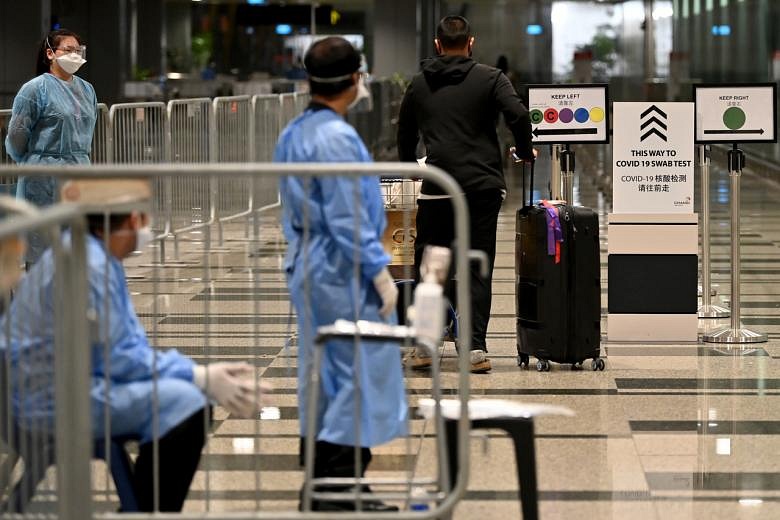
[694,83,777,144]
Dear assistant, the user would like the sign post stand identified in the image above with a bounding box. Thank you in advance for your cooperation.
[697,144,730,318]
[560,145,575,204]
[703,145,767,343]
[694,83,777,344]
[550,144,563,200]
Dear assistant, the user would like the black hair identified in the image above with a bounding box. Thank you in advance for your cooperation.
[436,15,471,50]
[36,29,83,76]
[304,36,360,97]
[86,213,131,237]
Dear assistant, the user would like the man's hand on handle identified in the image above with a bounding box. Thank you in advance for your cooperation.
[510,146,538,164]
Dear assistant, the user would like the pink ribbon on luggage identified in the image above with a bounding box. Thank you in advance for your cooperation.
[540,200,563,264]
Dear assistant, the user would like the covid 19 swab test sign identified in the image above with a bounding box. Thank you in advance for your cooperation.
[612,102,695,214]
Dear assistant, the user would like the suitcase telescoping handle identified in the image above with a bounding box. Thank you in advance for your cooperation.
[510,146,535,208]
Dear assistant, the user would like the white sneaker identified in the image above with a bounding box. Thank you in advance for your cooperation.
[469,350,492,373]
[404,348,433,370]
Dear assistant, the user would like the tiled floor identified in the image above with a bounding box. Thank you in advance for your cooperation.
[15,146,780,519]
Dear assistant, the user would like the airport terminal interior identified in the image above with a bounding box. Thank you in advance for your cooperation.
[2,0,780,519]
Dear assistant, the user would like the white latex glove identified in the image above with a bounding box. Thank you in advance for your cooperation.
[373,267,398,319]
[193,362,272,418]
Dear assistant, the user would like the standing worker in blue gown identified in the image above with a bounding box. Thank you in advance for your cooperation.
[4,29,97,266]
[0,180,269,512]
[274,36,406,512]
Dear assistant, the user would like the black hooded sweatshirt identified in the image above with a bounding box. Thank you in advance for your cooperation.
[397,55,534,196]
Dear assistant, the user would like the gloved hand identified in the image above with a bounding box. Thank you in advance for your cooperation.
[193,362,272,418]
[373,267,398,319]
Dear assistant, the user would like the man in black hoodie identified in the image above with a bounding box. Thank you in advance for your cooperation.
[397,15,535,373]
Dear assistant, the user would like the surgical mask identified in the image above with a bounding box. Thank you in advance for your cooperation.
[56,53,86,75]
[135,226,154,251]
[348,75,373,112]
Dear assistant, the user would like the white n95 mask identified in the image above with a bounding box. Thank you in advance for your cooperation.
[135,226,154,251]
[348,75,373,112]
[56,53,86,75]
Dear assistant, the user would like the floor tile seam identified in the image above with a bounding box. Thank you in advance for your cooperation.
[209,432,632,440]
[40,489,780,503]
[616,390,780,396]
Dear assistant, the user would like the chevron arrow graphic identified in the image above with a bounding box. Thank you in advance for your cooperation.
[641,128,667,142]
[641,105,668,119]
[640,116,668,131]
[640,105,668,142]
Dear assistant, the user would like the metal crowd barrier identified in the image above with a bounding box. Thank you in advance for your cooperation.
[253,95,282,163]
[0,80,401,326]
[0,163,472,520]
[280,92,299,127]
[90,104,111,165]
[213,96,253,242]
[0,196,92,520]
[0,81,400,260]
[166,98,213,247]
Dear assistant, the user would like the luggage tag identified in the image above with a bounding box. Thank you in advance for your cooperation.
[540,200,563,264]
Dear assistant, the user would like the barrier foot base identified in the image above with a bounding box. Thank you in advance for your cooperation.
[698,304,731,319]
[703,327,767,344]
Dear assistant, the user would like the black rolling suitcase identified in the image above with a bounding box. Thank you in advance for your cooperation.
[515,161,603,372]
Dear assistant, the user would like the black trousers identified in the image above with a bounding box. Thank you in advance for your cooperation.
[133,407,208,512]
[299,438,372,480]
[414,189,503,351]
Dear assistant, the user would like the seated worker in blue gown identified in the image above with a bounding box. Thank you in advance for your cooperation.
[274,37,407,512]
[0,179,270,512]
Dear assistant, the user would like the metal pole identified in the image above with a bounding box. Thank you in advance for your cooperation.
[160,0,168,96]
[129,0,137,80]
[703,145,767,344]
[561,144,575,205]
[643,0,656,82]
[550,144,563,200]
[698,144,729,318]
[55,218,92,520]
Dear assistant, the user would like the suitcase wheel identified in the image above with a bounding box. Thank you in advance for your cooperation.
[517,353,530,369]
[591,358,606,371]
[536,359,551,372]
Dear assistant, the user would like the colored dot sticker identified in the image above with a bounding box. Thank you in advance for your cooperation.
[530,109,544,124]
[589,107,605,123]
[544,108,559,123]
[723,107,746,130]
[559,108,574,123]
[574,108,590,123]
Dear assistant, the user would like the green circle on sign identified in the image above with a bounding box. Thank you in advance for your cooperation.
[530,109,544,124]
[723,107,746,130]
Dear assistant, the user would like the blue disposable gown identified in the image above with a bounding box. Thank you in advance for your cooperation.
[0,234,206,443]
[274,106,407,447]
[5,73,97,263]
